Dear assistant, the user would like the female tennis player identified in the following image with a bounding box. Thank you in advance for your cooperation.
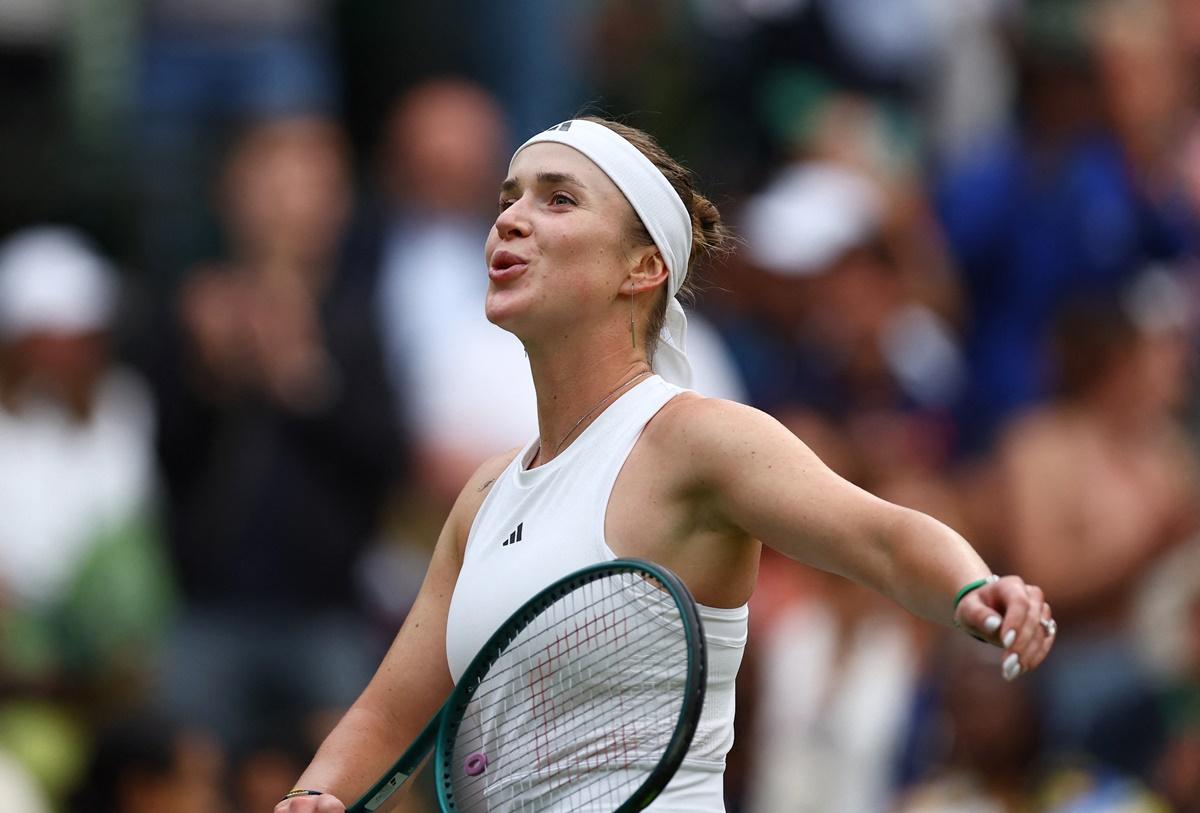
[277,118,1056,812]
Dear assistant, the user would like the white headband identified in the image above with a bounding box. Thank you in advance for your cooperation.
[511,119,694,387]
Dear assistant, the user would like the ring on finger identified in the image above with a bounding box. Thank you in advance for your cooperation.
[1040,617,1057,636]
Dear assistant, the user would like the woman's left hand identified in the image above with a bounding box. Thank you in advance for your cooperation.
[954,576,1056,680]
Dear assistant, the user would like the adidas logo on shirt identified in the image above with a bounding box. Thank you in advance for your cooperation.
[501,522,524,547]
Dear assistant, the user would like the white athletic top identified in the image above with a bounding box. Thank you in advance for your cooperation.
[446,375,747,812]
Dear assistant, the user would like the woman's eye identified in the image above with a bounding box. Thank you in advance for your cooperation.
[498,198,515,212]
[550,193,576,206]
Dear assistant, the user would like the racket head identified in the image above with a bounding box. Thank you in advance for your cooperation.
[433,558,706,812]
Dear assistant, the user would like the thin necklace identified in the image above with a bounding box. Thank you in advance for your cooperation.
[538,370,652,462]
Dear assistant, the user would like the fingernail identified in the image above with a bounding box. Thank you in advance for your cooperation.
[1003,629,1016,648]
[983,615,1002,634]
[1003,652,1021,681]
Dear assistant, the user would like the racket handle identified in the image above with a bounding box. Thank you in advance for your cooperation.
[346,713,440,813]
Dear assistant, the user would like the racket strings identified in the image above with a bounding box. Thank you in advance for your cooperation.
[454,589,679,712]
[457,577,679,738]
[471,645,684,811]
[452,647,683,807]
[451,655,680,810]
[455,638,683,788]
[455,579,678,709]
[450,576,683,809]
[451,642,681,772]
[446,572,691,811]
[458,640,681,776]
[453,599,681,766]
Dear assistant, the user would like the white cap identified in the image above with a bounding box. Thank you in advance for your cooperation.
[0,227,117,339]
[1123,265,1195,336]
[742,162,883,277]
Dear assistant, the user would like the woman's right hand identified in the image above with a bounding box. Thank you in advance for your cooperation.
[274,792,346,812]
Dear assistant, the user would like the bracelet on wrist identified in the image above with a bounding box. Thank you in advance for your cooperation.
[953,574,999,610]
[282,789,324,801]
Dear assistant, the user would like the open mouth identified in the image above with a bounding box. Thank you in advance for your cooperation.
[489,250,529,280]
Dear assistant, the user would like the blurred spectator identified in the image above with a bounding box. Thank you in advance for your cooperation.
[68,712,228,813]
[723,158,966,429]
[935,0,1197,451]
[993,272,1200,750]
[894,639,1043,813]
[137,0,337,278]
[894,636,1173,813]
[1115,0,1200,263]
[0,226,168,808]
[1090,539,1200,811]
[745,560,922,813]
[145,116,404,751]
[0,226,168,689]
[1091,0,1193,190]
[923,0,1018,164]
[371,78,534,507]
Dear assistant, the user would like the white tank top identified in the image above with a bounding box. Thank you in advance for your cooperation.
[446,375,747,812]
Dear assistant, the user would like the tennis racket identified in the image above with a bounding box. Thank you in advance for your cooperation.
[348,558,707,813]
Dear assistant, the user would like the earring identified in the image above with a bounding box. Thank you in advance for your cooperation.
[630,287,636,349]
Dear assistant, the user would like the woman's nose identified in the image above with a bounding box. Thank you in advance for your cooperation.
[494,198,531,239]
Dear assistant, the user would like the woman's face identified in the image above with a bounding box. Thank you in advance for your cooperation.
[483,143,638,343]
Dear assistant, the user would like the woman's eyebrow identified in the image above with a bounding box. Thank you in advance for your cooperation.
[499,172,587,196]
[536,171,586,190]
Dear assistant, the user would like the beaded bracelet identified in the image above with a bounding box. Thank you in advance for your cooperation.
[953,574,999,610]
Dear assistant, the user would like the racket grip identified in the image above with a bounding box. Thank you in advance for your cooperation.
[346,713,440,813]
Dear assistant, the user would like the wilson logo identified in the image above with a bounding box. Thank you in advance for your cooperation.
[501,522,524,547]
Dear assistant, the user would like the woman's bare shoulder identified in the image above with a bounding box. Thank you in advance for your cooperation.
[446,447,523,551]
[651,393,776,437]
[643,393,788,467]
[465,447,522,496]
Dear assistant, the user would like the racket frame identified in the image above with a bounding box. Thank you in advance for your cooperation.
[347,558,707,813]
[435,559,707,813]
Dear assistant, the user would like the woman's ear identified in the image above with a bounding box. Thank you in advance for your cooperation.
[625,247,670,295]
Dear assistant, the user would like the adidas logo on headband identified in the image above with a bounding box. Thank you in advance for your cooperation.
[546,121,573,132]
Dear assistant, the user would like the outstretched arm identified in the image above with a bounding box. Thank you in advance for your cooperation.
[682,399,1054,677]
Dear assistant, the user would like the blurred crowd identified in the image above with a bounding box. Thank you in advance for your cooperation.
[1,0,1199,811]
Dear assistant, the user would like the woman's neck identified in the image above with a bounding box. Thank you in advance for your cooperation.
[525,344,653,467]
